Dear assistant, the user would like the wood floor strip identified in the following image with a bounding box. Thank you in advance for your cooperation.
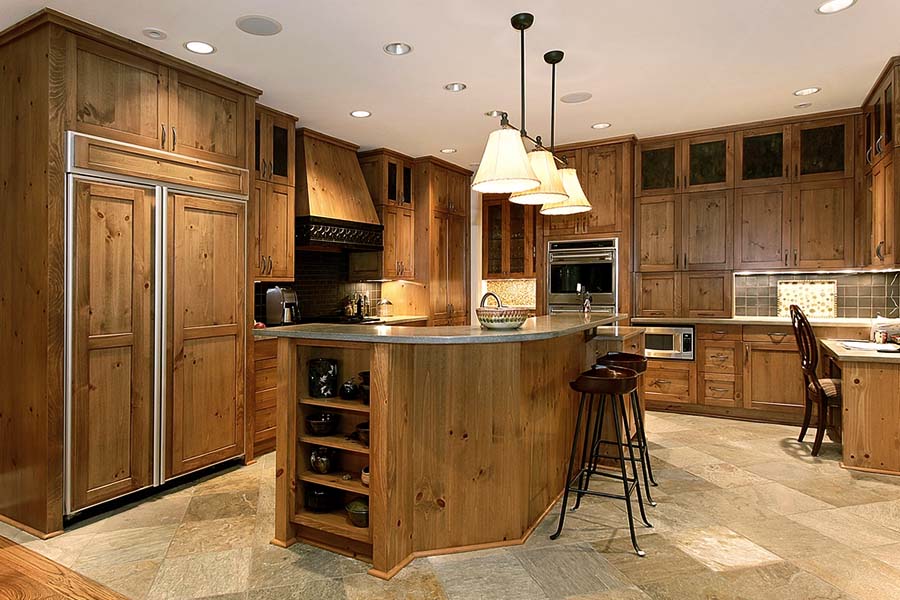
[0,536,128,600]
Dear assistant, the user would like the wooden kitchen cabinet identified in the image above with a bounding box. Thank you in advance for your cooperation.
[359,149,415,208]
[734,185,792,269]
[482,195,535,279]
[635,272,680,317]
[70,181,155,511]
[448,214,469,320]
[636,195,679,271]
[792,179,854,268]
[644,360,697,405]
[168,193,246,478]
[349,205,415,280]
[251,338,278,455]
[636,139,680,196]
[256,105,296,187]
[868,155,896,265]
[736,125,791,187]
[790,117,854,182]
[636,134,732,196]
[254,181,295,281]
[742,341,806,417]
[864,59,898,169]
[635,271,732,318]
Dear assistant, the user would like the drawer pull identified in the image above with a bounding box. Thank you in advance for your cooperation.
[712,330,727,335]
[709,387,731,393]
[652,379,672,385]
[710,353,729,359]
[696,312,717,316]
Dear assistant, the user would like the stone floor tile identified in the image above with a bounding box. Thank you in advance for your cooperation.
[721,561,852,600]
[167,516,257,557]
[20,531,95,567]
[845,498,900,533]
[74,496,191,535]
[247,542,368,590]
[698,442,784,467]
[793,548,900,599]
[564,586,651,600]
[148,548,252,600]
[193,468,262,497]
[862,542,900,570]
[247,578,346,600]
[668,526,782,572]
[651,446,720,467]
[726,514,853,560]
[511,542,631,599]
[789,507,900,548]
[635,570,734,600]
[727,481,834,515]
[343,562,446,600]
[682,462,770,489]
[76,558,162,600]
[432,550,549,600]
[779,473,898,507]
[185,489,258,522]
[593,533,710,585]
[73,524,178,569]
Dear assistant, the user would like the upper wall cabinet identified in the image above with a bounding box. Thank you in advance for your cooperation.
[69,34,252,168]
[482,194,535,279]
[255,105,296,186]
[359,149,415,208]
[736,125,791,187]
[865,59,898,170]
[636,134,733,196]
[790,117,854,182]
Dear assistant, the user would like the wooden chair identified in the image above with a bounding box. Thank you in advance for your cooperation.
[789,304,842,456]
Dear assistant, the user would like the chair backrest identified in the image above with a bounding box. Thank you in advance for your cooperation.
[789,304,822,390]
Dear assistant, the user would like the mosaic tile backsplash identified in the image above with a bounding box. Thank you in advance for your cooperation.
[483,279,537,308]
[776,280,837,318]
[735,272,900,318]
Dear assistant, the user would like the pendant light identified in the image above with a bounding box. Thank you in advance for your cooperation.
[509,140,568,205]
[472,14,539,194]
[540,50,591,216]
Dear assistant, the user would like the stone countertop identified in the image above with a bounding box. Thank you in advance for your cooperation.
[592,326,645,341]
[254,314,627,345]
[632,316,876,327]
[821,339,900,363]
[253,315,429,339]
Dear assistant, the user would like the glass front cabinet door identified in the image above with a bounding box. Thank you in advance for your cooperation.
[736,126,790,186]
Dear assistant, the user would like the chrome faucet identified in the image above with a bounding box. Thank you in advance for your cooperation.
[577,283,592,313]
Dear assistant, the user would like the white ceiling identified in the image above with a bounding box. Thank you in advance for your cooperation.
[4,0,900,168]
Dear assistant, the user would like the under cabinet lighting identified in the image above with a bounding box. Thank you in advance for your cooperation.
[816,0,857,14]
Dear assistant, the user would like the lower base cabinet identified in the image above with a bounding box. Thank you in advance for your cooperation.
[643,360,697,405]
[252,339,278,455]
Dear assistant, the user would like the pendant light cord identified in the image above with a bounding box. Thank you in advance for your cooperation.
[550,62,556,151]
[520,28,526,138]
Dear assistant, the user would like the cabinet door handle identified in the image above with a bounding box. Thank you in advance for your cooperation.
[867,148,873,165]
[784,163,788,178]
[877,135,884,154]
[161,125,167,149]
[793,249,798,266]
[171,126,177,151]
[267,256,273,275]
[877,241,885,261]
[795,164,799,179]
[784,250,788,266]
[745,344,750,363]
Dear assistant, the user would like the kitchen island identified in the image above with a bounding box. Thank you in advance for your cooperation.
[257,314,640,578]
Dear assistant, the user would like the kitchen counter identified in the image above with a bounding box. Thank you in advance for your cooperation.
[592,325,645,341]
[253,315,429,339]
[632,316,877,327]
[820,339,900,363]
[257,313,625,345]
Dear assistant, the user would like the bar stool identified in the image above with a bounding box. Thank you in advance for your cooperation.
[550,365,652,556]
[595,352,658,506]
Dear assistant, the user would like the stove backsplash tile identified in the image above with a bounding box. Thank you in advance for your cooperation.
[254,251,381,322]
[734,272,900,318]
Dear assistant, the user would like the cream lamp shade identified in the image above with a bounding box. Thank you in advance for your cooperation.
[540,168,592,215]
[471,129,540,194]
[509,149,569,205]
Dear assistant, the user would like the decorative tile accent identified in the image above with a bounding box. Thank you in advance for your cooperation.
[483,278,537,308]
[776,280,836,318]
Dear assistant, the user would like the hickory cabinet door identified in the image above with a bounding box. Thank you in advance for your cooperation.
[168,194,246,478]
[792,179,854,269]
[71,180,155,511]
[683,190,733,271]
[636,195,680,271]
[734,185,792,270]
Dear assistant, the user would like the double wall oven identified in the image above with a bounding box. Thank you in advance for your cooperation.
[547,239,617,315]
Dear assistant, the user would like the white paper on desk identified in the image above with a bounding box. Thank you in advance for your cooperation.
[840,341,899,351]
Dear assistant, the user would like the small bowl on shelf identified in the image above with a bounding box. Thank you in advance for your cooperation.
[304,485,336,513]
[306,412,340,436]
[361,466,370,487]
[475,292,529,330]
[346,498,369,528]
[356,422,370,447]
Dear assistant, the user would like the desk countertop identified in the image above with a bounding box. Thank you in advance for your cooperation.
[820,339,900,364]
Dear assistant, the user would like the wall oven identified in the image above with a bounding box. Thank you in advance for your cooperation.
[643,326,695,360]
[547,239,617,313]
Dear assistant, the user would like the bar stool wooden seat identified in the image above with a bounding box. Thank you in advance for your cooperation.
[551,365,652,556]
[596,352,657,506]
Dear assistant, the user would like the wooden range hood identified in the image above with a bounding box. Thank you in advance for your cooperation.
[295,128,384,251]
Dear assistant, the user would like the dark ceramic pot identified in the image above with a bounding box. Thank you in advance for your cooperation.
[356,421,370,447]
[308,358,338,398]
[306,412,340,436]
[358,383,370,405]
[358,371,370,385]
[309,446,335,474]
[339,378,360,400]
[304,485,336,513]
[345,498,369,527]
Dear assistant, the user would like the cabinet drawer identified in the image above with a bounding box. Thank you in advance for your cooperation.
[255,338,277,360]
[255,387,276,411]
[644,361,696,404]
[742,325,795,345]
[255,366,278,391]
[701,374,741,408]
[696,324,742,340]
[255,406,277,435]
[699,340,740,374]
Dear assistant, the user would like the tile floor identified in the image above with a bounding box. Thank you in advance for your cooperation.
[4,412,900,599]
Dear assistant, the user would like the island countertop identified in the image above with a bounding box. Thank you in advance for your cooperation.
[255,313,626,344]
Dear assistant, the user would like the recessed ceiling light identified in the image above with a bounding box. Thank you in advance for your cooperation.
[184,41,216,55]
[236,15,283,36]
[794,102,813,109]
[794,86,821,96]
[444,82,467,92]
[485,110,504,118]
[816,0,857,14]
[142,27,167,41]
[591,122,612,130]
[561,92,592,104]
[440,148,457,154]
[350,110,371,118]
[383,42,412,56]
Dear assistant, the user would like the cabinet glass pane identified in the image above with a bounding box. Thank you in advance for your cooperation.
[402,165,412,205]
[865,112,873,162]
[742,132,783,181]
[487,204,503,275]
[254,118,261,173]
[875,99,883,150]
[641,147,676,191]
[800,124,845,175]
[509,204,525,274]
[271,124,288,178]
[689,140,727,185]
[886,84,894,146]
[387,162,398,202]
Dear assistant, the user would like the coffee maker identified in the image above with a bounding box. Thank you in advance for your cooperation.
[265,286,299,325]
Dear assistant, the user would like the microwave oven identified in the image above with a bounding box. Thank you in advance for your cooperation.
[643,326,694,360]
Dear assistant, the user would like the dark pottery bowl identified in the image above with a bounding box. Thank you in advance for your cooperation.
[358,371,371,385]
[356,421,370,447]
[309,446,335,474]
[339,378,360,400]
[345,498,369,527]
[306,412,340,436]
[305,485,336,513]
